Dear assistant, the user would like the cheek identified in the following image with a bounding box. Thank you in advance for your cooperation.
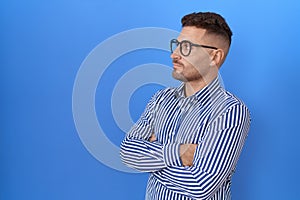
[187,57,212,76]
[185,55,210,69]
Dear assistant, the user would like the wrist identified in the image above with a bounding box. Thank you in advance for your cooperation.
[163,143,182,167]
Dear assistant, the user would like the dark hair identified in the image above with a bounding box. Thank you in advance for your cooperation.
[181,12,233,46]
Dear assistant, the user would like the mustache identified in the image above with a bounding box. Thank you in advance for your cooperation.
[172,59,184,66]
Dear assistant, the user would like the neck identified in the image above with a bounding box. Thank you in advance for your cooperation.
[184,74,217,97]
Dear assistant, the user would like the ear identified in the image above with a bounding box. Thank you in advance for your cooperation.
[210,49,225,68]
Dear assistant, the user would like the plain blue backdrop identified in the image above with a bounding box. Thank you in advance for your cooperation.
[1,0,300,199]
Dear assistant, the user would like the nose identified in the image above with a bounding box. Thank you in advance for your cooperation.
[170,48,181,60]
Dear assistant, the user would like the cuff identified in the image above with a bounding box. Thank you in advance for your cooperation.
[163,143,182,167]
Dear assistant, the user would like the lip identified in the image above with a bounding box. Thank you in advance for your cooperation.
[173,63,182,69]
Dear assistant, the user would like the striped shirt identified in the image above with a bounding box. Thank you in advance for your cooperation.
[120,76,251,200]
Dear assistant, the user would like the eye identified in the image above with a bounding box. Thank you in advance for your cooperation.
[181,41,190,50]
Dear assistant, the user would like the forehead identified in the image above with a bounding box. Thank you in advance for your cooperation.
[177,26,207,43]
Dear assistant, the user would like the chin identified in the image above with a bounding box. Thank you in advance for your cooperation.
[172,71,185,82]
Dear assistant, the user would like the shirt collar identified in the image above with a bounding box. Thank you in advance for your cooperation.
[174,75,223,105]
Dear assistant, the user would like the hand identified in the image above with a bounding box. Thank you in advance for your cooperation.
[149,134,156,142]
[180,144,198,167]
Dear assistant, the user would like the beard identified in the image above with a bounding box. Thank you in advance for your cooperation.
[172,68,203,82]
[172,70,186,81]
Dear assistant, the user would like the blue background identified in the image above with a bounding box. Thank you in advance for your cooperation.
[1,0,300,199]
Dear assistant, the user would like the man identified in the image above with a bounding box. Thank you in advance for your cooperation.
[120,12,250,200]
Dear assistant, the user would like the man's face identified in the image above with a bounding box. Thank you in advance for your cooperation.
[171,26,217,83]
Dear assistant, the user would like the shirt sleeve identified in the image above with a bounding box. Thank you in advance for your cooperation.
[157,103,251,199]
[120,90,182,172]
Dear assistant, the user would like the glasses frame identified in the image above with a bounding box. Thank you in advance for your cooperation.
[170,39,218,57]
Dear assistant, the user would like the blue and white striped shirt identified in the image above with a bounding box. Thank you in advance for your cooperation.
[120,76,250,200]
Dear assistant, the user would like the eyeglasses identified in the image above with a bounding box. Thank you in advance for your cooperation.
[170,39,218,57]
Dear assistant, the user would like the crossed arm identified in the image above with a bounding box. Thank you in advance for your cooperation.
[120,104,250,199]
[149,133,197,167]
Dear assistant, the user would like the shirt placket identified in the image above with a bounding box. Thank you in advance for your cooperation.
[170,96,199,143]
[170,97,189,142]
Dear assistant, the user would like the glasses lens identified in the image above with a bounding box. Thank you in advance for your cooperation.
[180,41,191,56]
[170,39,178,53]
